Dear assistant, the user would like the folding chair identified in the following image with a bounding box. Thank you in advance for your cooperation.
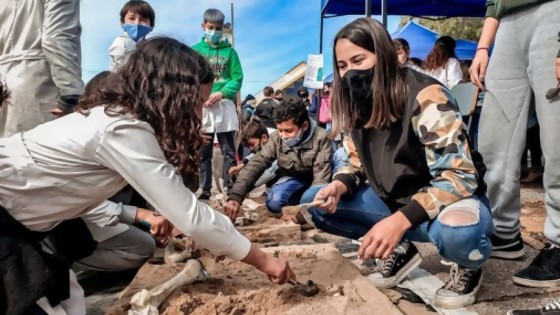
[451,82,480,135]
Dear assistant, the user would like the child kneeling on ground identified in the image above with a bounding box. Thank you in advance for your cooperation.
[300,17,493,309]
[224,101,332,220]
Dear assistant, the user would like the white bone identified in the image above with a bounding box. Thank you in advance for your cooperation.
[128,259,207,315]
[164,237,194,265]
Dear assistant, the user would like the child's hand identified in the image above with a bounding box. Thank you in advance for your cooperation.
[224,200,241,220]
[228,164,244,176]
[207,92,223,106]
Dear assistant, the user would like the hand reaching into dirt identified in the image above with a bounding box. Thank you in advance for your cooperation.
[358,212,412,260]
[314,181,346,213]
[49,107,68,117]
[224,200,241,220]
[241,243,295,284]
[469,49,489,90]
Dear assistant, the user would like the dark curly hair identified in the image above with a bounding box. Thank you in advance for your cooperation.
[0,79,10,107]
[77,37,214,176]
[423,36,457,71]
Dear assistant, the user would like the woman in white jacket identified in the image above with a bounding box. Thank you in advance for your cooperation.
[422,36,463,89]
[0,37,294,314]
[0,0,85,137]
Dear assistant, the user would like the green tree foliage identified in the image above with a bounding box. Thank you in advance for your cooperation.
[399,16,484,41]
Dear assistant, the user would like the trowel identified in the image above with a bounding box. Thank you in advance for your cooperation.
[288,279,319,297]
[281,201,323,228]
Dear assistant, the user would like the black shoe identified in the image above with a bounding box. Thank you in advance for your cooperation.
[199,191,212,200]
[367,241,422,288]
[507,300,560,315]
[513,243,560,287]
[491,233,525,259]
[434,264,483,308]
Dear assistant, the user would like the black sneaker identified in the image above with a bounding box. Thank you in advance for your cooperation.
[367,241,422,288]
[491,233,525,259]
[513,243,560,287]
[434,264,483,308]
[199,190,212,200]
[507,300,560,315]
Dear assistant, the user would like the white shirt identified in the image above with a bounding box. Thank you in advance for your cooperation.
[424,57,463,89]
[202,99,240,133]
[0,107,250,260]
[109,33,137,73]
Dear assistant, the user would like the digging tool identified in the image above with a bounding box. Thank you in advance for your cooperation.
[281,201,323,228]
[288,279,319,297]
[128,259,208,315]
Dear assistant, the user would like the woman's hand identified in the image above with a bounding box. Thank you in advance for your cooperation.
[357,212,412,260]
[241,244,296,284]
[469,49,490,90]
[314,181,346,213]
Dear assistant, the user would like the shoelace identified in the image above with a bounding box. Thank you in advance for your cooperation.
[380,252,398,276]
[544,300,560,311]
[443,264,470,291]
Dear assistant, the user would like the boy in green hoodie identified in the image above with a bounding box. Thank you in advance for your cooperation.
[192,8,243,199]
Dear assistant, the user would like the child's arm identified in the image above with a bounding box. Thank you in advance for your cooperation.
[312,133,333,185]
[219,49,244,100]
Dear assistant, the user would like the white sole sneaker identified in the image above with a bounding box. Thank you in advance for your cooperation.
[434,272,483,309]
[512,276,560,288]
[367,253,422,289]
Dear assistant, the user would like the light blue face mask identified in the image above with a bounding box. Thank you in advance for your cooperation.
[282,128,303,147]
[204,29,223,44]
[122,23,152,42]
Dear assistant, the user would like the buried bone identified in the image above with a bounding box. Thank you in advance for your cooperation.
[129,259,208,315]
[164,237,195,265]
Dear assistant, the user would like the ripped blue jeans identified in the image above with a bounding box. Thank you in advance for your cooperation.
[300,184,493,269]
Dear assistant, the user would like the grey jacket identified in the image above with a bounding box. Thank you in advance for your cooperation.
[0,0,85,136]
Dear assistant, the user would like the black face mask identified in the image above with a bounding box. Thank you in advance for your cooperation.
[341,68,375,127]
[299,93,308,99]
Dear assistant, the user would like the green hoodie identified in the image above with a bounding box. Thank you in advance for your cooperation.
[486,0,551,19]
[192,38,243,101]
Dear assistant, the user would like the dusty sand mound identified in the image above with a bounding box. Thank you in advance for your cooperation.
[107,244,401,315]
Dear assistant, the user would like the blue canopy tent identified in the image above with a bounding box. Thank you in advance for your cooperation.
[318,0,487,53]
[392,21,480,60]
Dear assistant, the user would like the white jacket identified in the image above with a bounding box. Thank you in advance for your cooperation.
[0,0,84,137]
[109,33,137,73]
[0,107,251,261]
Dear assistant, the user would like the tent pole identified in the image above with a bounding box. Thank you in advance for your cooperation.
[319,15,324,54]
[365,0,371,17]
[381,0,387,26]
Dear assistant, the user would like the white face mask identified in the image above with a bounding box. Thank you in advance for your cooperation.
[281,128,303,147]
[204,28,223,44]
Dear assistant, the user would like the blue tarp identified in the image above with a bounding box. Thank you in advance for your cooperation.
[321,0,487,17]
[392,21,479,60]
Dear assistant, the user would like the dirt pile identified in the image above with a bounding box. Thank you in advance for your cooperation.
[107,244,401,315]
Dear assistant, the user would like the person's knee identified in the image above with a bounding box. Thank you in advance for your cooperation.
[265,196,283,214]
[437,200,491,266]
[300,185,324,204]
[135,232,157,258]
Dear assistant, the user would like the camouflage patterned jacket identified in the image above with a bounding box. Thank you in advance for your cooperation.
[333,69,485,228]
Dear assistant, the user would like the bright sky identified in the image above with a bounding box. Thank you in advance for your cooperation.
[81,0,400,97]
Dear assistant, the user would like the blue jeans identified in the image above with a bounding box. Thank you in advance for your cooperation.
[266,177,310,214]
[300,185,493,269]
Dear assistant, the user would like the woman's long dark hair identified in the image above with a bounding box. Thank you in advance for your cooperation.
[77,37,214,176]
[423,36,457,71]
[331,17,407,133]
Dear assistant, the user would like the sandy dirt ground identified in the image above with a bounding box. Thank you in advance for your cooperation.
[106,244,401,315]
